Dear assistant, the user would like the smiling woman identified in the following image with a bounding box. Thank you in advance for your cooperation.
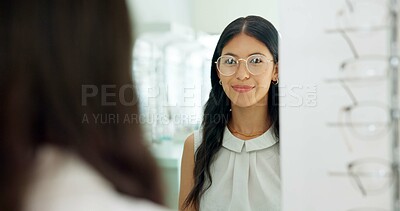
[179,15,280,211]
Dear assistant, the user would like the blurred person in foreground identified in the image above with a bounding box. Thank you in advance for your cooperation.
[0,1,168,211]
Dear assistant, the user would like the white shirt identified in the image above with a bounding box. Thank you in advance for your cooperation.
[24,145,169,211]
[194,126,281,211]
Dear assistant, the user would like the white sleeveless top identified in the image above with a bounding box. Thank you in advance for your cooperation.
[194,126,281,211]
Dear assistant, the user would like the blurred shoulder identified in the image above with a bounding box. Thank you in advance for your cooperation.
[184,133,194,148]
[24,145,170,211]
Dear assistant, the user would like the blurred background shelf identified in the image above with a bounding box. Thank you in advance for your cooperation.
[150,141,184,210]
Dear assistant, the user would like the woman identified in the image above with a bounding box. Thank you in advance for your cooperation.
[179,16,280,211]
[0,1,168,211]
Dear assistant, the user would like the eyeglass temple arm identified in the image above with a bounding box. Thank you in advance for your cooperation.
[345,0,354,12]
[339,80,358,105]
[338,110,354,152]
[339,29,359,59]
[350,172,368,196]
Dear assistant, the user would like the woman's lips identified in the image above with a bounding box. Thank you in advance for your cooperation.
[231,85,255,93]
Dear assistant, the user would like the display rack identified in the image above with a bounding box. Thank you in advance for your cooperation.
[389,0,400,210]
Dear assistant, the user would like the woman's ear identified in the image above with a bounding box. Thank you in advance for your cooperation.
[273,63,279,81]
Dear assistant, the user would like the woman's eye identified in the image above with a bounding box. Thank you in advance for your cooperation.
[225,58,236,64]
[250,57,263,64]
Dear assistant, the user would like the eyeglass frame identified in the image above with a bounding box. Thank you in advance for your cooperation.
[325,0,389,60]
[215,54,275,76]
[328,157,393,196]
[332,0,389,33]
[325,79,391,152]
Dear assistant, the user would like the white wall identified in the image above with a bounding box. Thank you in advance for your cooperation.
[127,0,192,34]
[128,0,278,35]
[192,0,278,34]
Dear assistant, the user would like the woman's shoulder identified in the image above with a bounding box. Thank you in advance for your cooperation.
[195,129,204,148]
[24,145,170,211]
[182,129,203,160]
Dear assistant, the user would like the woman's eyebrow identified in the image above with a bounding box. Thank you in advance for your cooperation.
[222,52,267,57]
[249,52,267,56]
[222,52,238,57]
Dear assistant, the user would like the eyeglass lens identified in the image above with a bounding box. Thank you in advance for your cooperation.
[348,161,392,195]
[217,55,269,76]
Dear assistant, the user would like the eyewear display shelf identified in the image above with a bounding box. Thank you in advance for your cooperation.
[389,1,400,211]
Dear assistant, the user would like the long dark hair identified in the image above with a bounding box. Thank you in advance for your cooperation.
[0,1,164,211]
[183,15,279,210]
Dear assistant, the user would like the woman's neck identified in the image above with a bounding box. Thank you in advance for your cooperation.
[228,103,271,137]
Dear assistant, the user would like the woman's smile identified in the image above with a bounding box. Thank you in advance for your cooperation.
[231,85,255,93]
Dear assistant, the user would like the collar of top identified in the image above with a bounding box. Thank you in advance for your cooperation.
[222,125,278,153]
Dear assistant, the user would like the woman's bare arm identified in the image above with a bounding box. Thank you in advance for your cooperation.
[178,134,196,211]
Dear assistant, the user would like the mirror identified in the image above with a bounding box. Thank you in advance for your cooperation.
[127,0,279,209]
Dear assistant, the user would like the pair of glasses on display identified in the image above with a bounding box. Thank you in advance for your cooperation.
[325,0,392,210]
[329,158,393,196]
[325,79,390,152]
[328,158,391,211]
[325,0,389,80]
[215,54,274,76]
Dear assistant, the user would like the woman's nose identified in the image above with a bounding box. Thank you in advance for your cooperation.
[235,59,250,80]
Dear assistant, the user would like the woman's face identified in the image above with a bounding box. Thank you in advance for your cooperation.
[218,33,278,108]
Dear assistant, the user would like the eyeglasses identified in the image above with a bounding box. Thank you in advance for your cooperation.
[336,0,388,32]
[329,158,393,196]
[326,80,390,152]
[215,54,274,76]
[325,0,389,80]
[329,158,392,211]
[328,155,393,210]
[334,55,389,82]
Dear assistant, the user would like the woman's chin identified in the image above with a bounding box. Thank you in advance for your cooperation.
[230,96,258,108]
[229,93,268,108]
